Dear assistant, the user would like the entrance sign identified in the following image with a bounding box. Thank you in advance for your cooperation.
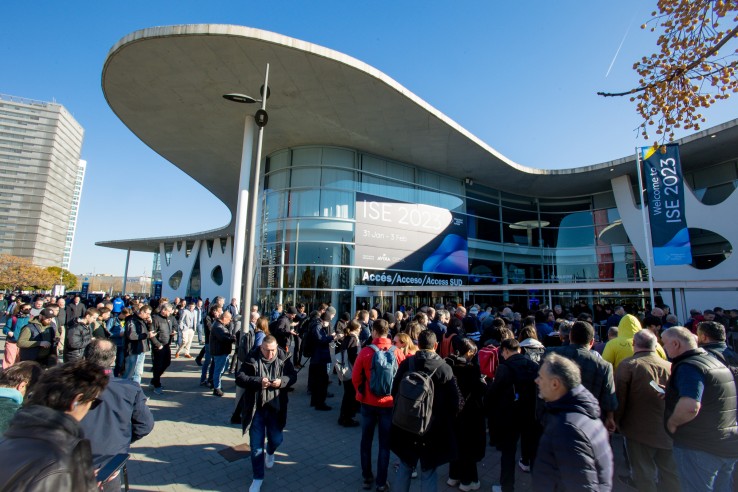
[641,144,692,266]
[355,193,468,275]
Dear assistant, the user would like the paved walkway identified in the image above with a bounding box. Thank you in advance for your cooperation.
[2,339,631,491]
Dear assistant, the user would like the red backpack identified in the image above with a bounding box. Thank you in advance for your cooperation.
[478,345,500,380]
[439,333,457,358]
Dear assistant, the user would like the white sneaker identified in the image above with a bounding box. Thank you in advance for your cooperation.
[459,482,480,491]
[447,478,460,487]
[249,479,262,492]
[518,459,531,473]
[265,452,275,469]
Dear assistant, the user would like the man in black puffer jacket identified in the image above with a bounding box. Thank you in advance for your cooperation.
[533,353,613,491]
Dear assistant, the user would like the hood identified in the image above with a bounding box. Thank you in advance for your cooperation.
[413,350,453,383]
[617,314,642,338]
[4,405,83,443]
[546,384,601,420]
[520,338,545,349]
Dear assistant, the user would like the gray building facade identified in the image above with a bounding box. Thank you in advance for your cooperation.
[0,94,85,267]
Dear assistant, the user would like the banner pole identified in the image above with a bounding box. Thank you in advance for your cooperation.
[635,147,656,310]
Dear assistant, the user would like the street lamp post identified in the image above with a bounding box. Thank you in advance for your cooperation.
[224,64,270,324]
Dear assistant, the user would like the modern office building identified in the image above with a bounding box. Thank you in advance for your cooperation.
[0,94,85,267]
[97,25,738,318]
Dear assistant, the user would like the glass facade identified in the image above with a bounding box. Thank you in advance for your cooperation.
[256,146,656,314]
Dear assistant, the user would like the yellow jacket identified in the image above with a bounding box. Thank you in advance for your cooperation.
[602,314,667,370]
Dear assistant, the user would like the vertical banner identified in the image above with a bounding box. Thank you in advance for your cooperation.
[640,144,692,265]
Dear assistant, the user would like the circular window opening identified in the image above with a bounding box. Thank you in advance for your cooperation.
[168,270,183,290]
[211,266,224,286]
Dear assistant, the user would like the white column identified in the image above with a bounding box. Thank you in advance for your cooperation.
[230,116,256,302]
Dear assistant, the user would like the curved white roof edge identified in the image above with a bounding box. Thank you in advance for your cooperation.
[98,24,738,252]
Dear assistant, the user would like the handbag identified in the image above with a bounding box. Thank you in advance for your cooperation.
[330,336,355,382]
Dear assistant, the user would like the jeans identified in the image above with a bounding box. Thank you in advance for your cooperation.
[123,353,146,383]
[113,344,126,378]
[196,323,204,344]
[213,354,228,390]
[360,404,393,487]
[673,446,737,492]
[199,344,212,383]
[250,406,283,480]
[396,461,437,492]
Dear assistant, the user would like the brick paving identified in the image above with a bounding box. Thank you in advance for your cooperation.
[2,339,631,491]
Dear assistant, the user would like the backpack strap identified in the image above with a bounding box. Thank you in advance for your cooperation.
[369,344,380,353]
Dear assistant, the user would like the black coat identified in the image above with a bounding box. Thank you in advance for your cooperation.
[446,355,487,462]
[63,320,92,363]
[270,314,295,350]
[65,302,86,328]
[390,350,462,469]
[0,405,98,491]
[125,315,152,355]
[235,347,297,434]
[532,385,614,492]
[150,313,173,348]
[210,320,235,356]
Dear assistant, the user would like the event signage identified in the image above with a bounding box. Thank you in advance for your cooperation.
[361,270,465,287]
[355,192,469,275]
[641,144,692,266]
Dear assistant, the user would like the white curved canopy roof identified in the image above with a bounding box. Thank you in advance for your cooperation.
[98,24,738,251]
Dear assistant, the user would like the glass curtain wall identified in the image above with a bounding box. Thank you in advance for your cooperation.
[256,145,648,314]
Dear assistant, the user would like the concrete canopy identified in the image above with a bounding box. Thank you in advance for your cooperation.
[98,24,738,252]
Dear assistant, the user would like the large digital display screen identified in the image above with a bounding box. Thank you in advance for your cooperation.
[355,192,469,275]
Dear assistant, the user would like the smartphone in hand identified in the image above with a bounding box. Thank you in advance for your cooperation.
[97,453,129,484]
[649,380,665,394]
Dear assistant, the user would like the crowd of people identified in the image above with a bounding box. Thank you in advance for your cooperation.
[1,292,737,491]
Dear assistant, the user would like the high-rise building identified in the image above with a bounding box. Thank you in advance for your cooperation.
[62,159,86,269]
[0,94,85,267]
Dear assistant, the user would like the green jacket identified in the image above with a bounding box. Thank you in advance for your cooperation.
[17,319,54,362]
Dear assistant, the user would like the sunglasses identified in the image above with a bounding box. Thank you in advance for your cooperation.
[89,398,103,410]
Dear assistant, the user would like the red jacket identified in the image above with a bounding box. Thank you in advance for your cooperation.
[352,337,406,408]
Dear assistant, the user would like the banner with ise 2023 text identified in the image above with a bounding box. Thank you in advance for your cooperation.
[641,144,692,266]
[354,192,468,275]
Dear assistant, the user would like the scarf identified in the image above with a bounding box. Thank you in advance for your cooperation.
[258,354,280,412]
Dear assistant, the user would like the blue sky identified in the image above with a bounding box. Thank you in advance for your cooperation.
[2,1,737,277]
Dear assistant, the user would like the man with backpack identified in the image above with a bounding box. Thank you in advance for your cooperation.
[390,329,461,491]
[485,338,540,492]
[308,312,335,411]
[352,319,405,492]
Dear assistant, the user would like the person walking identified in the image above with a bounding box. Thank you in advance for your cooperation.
[149,303,174,395]
[123,305,154,384]
[174,301,196,359]
[235,335,297,492]
[210,310,236,397]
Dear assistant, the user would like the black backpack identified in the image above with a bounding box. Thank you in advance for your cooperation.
[391,357,437,436]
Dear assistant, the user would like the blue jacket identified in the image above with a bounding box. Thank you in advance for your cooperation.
[533,385,613,491]
[79,375,154,467]
[3,315,30,342]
